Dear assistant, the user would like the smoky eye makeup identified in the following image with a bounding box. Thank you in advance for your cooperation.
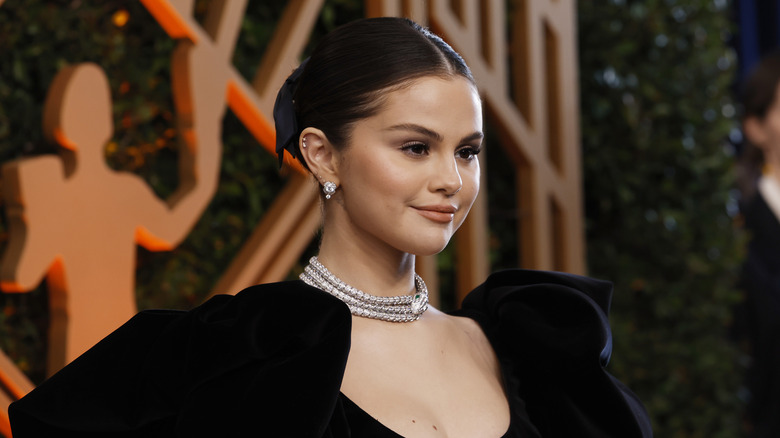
[456,144,482,160]
[400,141,429,156]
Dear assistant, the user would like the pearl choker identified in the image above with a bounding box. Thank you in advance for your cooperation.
[299,256,429,322]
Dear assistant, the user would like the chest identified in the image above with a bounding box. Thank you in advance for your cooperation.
[340,317,510,437]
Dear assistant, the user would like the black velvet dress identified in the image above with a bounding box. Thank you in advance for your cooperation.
[737,191,780,438]
[9,269,652,437]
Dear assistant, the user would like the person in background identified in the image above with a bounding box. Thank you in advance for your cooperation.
[736,51,780,438]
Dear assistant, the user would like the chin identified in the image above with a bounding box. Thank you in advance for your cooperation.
[405,237,452,257]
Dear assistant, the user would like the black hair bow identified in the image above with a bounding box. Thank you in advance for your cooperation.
[273,58,309,167]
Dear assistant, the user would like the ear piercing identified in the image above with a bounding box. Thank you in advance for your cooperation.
[323,181,337,199]
[302,136,307,148]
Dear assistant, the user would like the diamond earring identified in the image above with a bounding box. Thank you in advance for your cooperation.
[322,181,337,199]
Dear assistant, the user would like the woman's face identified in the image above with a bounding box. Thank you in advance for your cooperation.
[748,82,780,173]
[333,76,482,256]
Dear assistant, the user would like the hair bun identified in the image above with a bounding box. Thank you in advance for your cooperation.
[273,58,309,167]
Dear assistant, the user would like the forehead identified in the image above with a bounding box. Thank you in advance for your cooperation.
[367,76,482,133]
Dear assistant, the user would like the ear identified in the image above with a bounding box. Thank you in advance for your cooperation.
[744,116,768,150]
[298,127,340,186]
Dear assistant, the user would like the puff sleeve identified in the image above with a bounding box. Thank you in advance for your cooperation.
[9,281,352,437]
[456,269,653,437]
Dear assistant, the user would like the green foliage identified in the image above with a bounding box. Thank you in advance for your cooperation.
[579,0,745,436]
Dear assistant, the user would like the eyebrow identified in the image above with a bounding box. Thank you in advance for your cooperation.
[385,123,484,144]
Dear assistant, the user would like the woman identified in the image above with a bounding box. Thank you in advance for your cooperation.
[9,17,652,437]
[735,52,780,438]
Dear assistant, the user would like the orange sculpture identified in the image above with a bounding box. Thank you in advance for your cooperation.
[0,36,232,374]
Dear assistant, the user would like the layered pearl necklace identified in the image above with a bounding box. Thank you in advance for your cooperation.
[300,256,429,322]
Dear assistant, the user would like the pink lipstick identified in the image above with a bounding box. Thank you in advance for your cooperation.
[413,205,456,223]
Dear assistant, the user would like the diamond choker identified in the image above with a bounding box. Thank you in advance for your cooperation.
[299,256,429,322]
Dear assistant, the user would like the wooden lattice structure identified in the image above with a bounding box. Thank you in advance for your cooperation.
[0,1,582,435]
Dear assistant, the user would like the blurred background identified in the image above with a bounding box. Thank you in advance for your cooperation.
[0,0,774,436]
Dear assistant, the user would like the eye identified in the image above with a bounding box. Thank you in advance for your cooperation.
[456,146,481,161]
[401,142,429,156]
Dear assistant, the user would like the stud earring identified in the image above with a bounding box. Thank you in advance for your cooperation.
[322,181,337,200]
[302,136,307,148]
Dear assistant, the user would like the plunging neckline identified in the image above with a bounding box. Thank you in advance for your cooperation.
[336,314,537,437]
[339,391,517,437]
[337,363,520,438]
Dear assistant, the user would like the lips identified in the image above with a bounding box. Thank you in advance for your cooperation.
[413,205,457,223]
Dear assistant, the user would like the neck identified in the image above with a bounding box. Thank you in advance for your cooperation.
[316,213,416,298]
[766,163,780,183]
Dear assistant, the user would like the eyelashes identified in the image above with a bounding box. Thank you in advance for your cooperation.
[401,142,428,156]
[457,146,481,160]
[401,142,482,161]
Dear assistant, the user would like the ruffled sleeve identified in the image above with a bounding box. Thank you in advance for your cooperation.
[9,280,352,437]
[456,269,653,437]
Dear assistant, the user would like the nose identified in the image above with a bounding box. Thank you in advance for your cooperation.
[433,156,462,195]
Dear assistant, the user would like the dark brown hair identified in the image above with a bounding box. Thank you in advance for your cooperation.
[742,52,780,120]
[290,17,474,168]
[738,52,780,201]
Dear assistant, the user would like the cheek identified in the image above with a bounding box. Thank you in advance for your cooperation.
[359,157,416,196]
[345,155,411,208]
[453,165,480,227]
[462,165,481,203]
